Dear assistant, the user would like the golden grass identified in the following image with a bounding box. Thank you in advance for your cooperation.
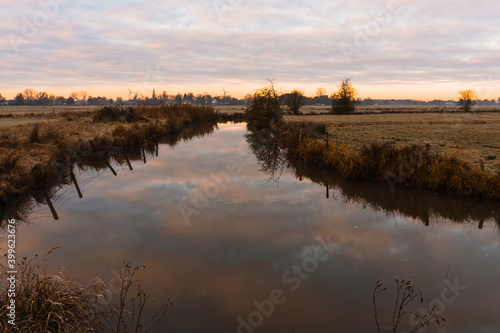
[285,113,500,172]
[278,122,500,199]
[0,105,243,221]
[0,250,170,332]
[0,105,102,116]
[292,105,500,115]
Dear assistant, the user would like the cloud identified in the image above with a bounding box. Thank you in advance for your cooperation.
[1,0,499,98]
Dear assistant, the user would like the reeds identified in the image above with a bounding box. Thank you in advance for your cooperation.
[0,250,170,332]
[279,123,500,199]
[0,152,20,174]
[28,123,66,144]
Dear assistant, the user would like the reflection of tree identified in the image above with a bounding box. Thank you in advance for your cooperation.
[245,127,499,228]
[290,158,500,228]
[245,129,288,182]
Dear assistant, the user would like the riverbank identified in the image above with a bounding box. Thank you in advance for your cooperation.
[285,112,500,172]
[0,105,244,224]
[275,121,500,199]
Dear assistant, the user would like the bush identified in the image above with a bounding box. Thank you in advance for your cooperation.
[245,82,283,130]
[331,78,357,114]
[284,90,304,115]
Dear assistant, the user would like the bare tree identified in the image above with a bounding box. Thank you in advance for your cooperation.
[23,89,36,101]
[285,90,305,115]
[457,89,478,112]
[70,91,80,101]
[316,88,327,97]
[246,81,283,130]
[331,78,357,114]
[79,90,88,103]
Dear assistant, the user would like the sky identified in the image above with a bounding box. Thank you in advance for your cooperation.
[1,0,499,100]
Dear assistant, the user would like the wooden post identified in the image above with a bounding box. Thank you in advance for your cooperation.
[106,160,117,176]
[326,183,329,199]
[156,142,159,157]
[478,219,484,230]
[125,156,133,171]
[326,132,329,150]
[43,192,59,221]
[142,141,147,164]
[70,170,83,198]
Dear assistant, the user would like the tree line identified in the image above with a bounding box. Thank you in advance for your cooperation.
[1,87,498,108]
[247,79,494,125]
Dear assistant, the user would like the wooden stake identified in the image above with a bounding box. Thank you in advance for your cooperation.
[125,156,133,171]
[142,142,147,164]
[106,160,117,176]
[70,170,83,198]
[43,192,59,221]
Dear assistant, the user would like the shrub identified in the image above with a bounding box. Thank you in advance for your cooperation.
[331,78,357,114]
[284,90,304,115]
[246,82,283,130]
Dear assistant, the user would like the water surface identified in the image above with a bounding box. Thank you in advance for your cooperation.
[10,123,500,332]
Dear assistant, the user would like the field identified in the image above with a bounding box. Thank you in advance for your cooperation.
[0,105,102,115]
[1,105,499,173]
[285,112,500,171]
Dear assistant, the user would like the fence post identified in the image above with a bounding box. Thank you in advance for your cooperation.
[106,160,117,176]
[125,156,133,171]
[43,192,59,221]
[70,170,83,198]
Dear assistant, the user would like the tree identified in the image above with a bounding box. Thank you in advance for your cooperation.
[331,78,357,114]
[79,91,88,103]
[457,89,478,112]
[161,91,168,103]
[70,91,80,101]
[36,91,50,105]
[66,97,75,105]
[174,94,182,104]
[13,93,25,105]
[285,90,305,115]
[0,93,5,104]
[245,81,283,130]
[55,96,66,105]
[23,89,36,102]
[316,88,327,98]
[204,94,213,106]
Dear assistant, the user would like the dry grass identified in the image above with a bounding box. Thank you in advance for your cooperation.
[0,105,102,116]
[278,122,500,199]
[286,113,500,171]
[292,105,500,115]
[0,105,243,222]
[0,250,169,332]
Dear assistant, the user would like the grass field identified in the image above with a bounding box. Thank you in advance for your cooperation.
[1,105,499,173]
[3,104,498,116]
[285,112,500,171]
[0,105,102,115]
[295,105,500,114]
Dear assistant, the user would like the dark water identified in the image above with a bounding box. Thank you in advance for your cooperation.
[9,123,500,332]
